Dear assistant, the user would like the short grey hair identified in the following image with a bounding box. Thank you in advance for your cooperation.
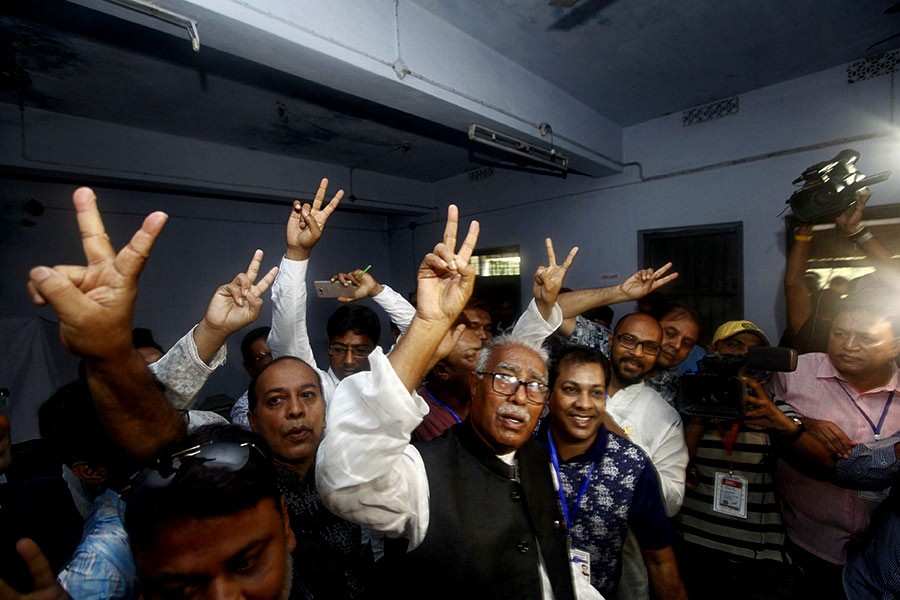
[475,333,550,375]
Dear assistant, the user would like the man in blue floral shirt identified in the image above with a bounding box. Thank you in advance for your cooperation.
[538,344,687,599]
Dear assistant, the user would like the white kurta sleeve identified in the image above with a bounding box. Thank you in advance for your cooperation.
[652,418,689,516]
[315,348,431,549]
[267,256,317,367]
[512,299,562,345]
[149,324,226,410]
[372,284,416,334]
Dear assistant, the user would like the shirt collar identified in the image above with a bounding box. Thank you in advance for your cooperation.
[817,354,900,393]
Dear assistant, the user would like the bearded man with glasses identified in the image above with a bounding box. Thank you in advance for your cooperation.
[583,313,689,600]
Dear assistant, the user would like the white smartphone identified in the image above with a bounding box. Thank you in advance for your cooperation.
[313,280,356,299]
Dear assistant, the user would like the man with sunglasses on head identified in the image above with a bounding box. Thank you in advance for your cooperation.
[124,425,302,600]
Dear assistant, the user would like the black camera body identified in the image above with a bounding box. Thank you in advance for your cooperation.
[787,149,890,224]
[677,347,797,419]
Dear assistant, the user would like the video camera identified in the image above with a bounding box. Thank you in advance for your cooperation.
[787,149,890,224]
[677,347,797,419]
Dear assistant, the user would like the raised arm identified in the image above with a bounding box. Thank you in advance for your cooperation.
[557,263,678,320]
[784,223,814,335]
[151,250,278,409]
[512,238,577,344]
[27,187,182,460]
[331,267,416,334]
[315,205,478,545]
[268,178,343,363]
[533,238,579,320]
[193,249,278,360]
[388,205,480,391]
[835,188,900,288]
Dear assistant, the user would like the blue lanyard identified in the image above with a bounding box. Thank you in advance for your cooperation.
[424,388,462,424]
[836,381,894,440]
[547,431,595,531]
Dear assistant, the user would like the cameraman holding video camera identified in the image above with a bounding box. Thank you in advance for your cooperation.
[677,320,810,600]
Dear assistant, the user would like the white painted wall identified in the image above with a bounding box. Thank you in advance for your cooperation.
[4,50,900,442]
[390,62,900,344]
[1,177,415,439]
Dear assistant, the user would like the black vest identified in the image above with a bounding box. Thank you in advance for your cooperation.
[381,421,575,600]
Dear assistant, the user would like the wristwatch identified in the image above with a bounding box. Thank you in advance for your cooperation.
[783,416,805,442]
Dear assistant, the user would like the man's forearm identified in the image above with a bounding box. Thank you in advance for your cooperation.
[192,319,230,365]
[268,256,316,365]
[150,325,226,410]
[373,285,416,334]
[389,316,453,392]
[644,548,688,600]
[784,232,813,335]
[557,286,630,319]
[87,350,186,461]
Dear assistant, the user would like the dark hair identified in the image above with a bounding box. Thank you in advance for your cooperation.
[133,328,164,354]
[124,425,281,551]
[582,305,614,325]
[660,302,705,343]
[240,326,271,364]
[836,288,900,337]
[39,380,113,467]
[465,299,492,312]
[326,305,380,344]
[247,356,322,414]
[549,345,611,390]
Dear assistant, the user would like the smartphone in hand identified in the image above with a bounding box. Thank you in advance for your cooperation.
[314,280,356,299]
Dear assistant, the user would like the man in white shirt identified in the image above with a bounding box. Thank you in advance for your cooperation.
[317,208,592,600]
[265,178,414,400]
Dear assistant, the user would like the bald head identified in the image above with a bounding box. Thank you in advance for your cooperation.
[615,313,663,338]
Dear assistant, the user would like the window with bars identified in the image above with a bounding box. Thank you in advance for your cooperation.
[470,249,521,277]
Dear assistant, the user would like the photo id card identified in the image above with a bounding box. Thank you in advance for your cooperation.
[569,547,591,583]
[713,472,748,518]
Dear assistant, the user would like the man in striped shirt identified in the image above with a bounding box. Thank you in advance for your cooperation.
[677,320,807,600]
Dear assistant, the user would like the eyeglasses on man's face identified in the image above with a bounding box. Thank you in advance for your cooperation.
[327,344,374,360]
[615,334,661,356]
[476,371,550,405]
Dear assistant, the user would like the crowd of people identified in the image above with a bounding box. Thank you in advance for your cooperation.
[1,178,899,600]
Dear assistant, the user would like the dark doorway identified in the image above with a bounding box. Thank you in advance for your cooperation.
[640,223,743,341]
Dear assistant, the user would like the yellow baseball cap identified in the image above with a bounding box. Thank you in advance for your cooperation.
[710,320,770,346]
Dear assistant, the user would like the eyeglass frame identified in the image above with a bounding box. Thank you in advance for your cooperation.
[327,343,375,360]
[615,333,662,356]
[476,371,550,405]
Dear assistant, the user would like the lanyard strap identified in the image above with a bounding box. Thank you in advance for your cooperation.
[423,388,462,424]
[548,431,595,531]
[714,420,742,457]
[836,380,894,439]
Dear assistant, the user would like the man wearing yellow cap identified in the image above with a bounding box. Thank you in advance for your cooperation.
[676,320,806,599]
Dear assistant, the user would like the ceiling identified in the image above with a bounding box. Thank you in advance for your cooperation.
[2,0,900,183]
